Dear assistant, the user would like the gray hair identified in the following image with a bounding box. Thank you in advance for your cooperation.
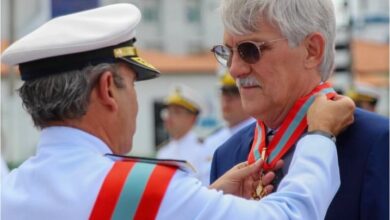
[220,0,336,81]
[18,63,125,128]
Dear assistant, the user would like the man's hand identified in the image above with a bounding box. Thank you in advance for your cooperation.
[209,160,262,199]
[209,159,283,199]
[308,94,355,136]
[260,160,284,197]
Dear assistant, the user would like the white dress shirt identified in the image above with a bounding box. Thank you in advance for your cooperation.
[2,126,339,220]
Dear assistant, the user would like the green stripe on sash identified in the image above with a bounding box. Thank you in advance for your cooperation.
[112,163,156,220]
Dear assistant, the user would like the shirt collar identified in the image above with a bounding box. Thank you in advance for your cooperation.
[171,130,197,145]
[38,126,112,155]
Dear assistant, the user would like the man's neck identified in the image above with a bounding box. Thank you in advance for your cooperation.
[262,81,323,129]
[171,129,191,141]
[262,103,294,129]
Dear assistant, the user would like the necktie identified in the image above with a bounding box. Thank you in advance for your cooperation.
[266,129,275,144]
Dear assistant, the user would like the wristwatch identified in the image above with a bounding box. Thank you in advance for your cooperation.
[306,130,336,143]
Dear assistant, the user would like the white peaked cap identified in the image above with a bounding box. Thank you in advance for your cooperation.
[1,3,159,81]
[165,84,204,114]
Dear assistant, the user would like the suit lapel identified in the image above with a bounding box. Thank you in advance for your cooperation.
[238,123,256,161]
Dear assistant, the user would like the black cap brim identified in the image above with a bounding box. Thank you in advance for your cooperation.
[119,56,160,81]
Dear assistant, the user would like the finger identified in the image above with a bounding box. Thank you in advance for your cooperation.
[230,160,263,179]
[331,94,343,101]
[246,159,263,174]
[263,185,274,196]
[241,177,257,199]
[272,160,284,171]
[234,161,248,169]
[314,94,327,102]
[338,95,356,109]
[251,171,261,181]
[262,172,275,186]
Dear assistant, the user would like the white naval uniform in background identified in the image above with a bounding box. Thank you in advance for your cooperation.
[2,126,339,220]
[199,118,255,185]
[156,131,204,181]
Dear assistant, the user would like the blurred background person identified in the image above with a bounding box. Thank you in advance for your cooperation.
[199,71,255,185]
[347,83,380,112]
[1,156,9,183]
[1,132,10,183]
[156,84,205,181]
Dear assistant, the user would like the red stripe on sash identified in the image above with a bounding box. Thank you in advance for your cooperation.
[89,161,135,220]
[134,165,177,220]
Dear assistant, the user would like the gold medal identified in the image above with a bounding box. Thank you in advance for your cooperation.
[252,147,268,200]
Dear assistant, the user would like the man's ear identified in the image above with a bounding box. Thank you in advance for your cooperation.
[303,32,325,70]
[95,71,119,112]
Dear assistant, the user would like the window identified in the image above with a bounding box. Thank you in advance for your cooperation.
[186,1,201,23]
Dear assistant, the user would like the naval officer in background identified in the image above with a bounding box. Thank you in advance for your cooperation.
[200,71,255,185]
[156,84,206,182]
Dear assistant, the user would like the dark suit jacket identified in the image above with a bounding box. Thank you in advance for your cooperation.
[210,108,389,220]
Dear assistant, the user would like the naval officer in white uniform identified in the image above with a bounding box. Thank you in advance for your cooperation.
[156,84,206,182]
[1,3,355,220]
[200,71,255,184]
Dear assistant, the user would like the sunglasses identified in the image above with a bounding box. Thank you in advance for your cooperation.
[211,38,285,67]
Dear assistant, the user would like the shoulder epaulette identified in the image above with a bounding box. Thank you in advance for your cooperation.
[105,153,196,173]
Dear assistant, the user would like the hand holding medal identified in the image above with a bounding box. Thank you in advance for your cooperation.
[252,159,284,200]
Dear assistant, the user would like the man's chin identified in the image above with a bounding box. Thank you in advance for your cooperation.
[243,104,265,119]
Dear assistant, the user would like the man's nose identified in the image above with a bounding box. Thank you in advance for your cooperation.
[229,53,251,80]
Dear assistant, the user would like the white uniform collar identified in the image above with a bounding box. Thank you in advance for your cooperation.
[171,131,198,146]
[38,126,112,155]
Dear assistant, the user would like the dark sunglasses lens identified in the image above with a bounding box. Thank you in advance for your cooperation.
[237,42,260,64]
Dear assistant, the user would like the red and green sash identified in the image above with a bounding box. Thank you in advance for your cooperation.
[247,83,336,171]
[89,161,177,220]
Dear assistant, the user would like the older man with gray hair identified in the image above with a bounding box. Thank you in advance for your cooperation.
[210,0,389,219]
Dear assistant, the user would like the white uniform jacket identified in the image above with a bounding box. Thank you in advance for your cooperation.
[2,126,339,220]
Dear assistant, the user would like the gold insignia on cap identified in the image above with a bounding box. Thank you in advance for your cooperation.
[220,71,236,87]
[130,57,157,70]
[347,90,378,102]
[114,46,138,58]
[166,89,198,114]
